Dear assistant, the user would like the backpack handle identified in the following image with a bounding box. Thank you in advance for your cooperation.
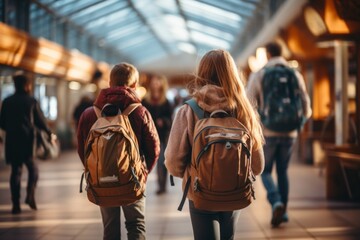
[210,110,229,118]
[101,104,121,117]
[94,103,141,118]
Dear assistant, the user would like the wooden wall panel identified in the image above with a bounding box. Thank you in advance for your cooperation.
[0,22,97,83]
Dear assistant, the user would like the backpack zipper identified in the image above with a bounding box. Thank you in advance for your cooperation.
[193,125,249,143]
[195,139,250,167]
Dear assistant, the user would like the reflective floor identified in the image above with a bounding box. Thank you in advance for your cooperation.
[1,150,360,240]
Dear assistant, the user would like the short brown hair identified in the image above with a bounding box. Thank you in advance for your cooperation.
[109,62,139,87]
[265,42,282,57]
[13,73,31,92]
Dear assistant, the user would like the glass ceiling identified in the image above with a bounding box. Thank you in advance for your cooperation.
[36,0,264,73]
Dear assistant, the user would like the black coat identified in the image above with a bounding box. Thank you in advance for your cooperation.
[0,91,51,164]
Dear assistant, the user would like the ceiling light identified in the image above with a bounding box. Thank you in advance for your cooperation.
[304,6,327,36]
[69,81,81,90]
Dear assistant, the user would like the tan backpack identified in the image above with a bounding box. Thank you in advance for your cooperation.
[80,103,147,207]
[177,99,256,211]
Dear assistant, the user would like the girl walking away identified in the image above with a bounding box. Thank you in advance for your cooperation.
[165,49,265,240]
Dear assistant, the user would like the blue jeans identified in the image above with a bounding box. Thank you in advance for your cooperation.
[261,137,296,208]
[100,197,145,240]
[189,200,241,240]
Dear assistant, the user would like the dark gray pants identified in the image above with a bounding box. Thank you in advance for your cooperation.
[189,200,241,240]
[10,158,38,206]
[100,197,146,240]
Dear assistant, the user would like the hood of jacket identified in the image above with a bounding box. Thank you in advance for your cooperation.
[94,86,141,111]
[193,85,231,113]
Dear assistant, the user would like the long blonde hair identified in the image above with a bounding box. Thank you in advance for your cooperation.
[189,49,264,150]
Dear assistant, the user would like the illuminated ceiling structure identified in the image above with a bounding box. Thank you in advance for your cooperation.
[30,0,306,74]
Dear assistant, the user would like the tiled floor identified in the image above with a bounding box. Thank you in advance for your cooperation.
[0,150,360,240]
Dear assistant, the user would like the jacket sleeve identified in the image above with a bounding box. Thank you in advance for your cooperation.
[76,111,87,164]
[76,107,96,165]
[33,100,52,136]
[295,71,312,120]
[140,108,160,173]
[251,147,265,176]
[246,71,262,109]
[0,99,7,131]
[164,105,193,178]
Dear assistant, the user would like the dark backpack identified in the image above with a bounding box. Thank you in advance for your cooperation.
[175,99,256,211]
[80,103,148,207]
[260,65,304,132]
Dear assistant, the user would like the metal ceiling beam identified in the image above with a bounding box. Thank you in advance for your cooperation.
[31,0,128,61]
[45,0,60,6]
[50,0,78,13]
[186,14,237,34]
[89,15,139,36]
[77,5,128,26]
[67,0,105,17]
[127,0,172,55]
[175,0,198,52]
[197,0,255,18]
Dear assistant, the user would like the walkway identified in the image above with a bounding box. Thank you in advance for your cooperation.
[0,150,360,240]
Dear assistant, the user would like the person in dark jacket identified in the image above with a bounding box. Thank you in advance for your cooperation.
[73,95,93,129]
[142,74,173,195]
[0,72,53,214]
[77,62,160,240]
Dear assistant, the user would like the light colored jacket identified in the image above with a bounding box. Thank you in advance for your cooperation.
[246,56,312,137]
[165,85,265,185]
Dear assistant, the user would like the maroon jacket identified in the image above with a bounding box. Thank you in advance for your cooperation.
[77,86,160,173]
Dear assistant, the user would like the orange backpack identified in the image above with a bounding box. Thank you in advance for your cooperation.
[177,99,256,211]
[80,103,147,207]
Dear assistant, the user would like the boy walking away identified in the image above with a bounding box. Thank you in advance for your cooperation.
[0,72,54,214]
[246,42,312,227]
[77,63,160,240]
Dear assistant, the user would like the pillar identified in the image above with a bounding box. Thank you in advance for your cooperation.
[334,40,349,145]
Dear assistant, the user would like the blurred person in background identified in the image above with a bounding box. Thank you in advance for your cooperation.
[246,42,312,227]
[142,74,173,195]
[0,72,54,214]
[73,95,93,129]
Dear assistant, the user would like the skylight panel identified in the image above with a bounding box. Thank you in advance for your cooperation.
[163,14,189,41]
[191,31,230,49]
[178,42,197,54]
[72,0,123,20]
[187,20,234,42]
[154,0,178,14]
[106,22,144,41]
[117,34,153,49]
[84,8,132,31]
[181,0,242,28]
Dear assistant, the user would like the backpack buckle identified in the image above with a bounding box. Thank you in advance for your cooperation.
[194,177,199,192]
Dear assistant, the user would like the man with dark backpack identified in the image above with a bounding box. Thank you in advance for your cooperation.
[77,63,160,240]
[246,42,312,227]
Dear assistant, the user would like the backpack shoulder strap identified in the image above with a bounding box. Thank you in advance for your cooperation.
[93,106,101,118]
[123,103,141,116]
[185,99,204,120]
